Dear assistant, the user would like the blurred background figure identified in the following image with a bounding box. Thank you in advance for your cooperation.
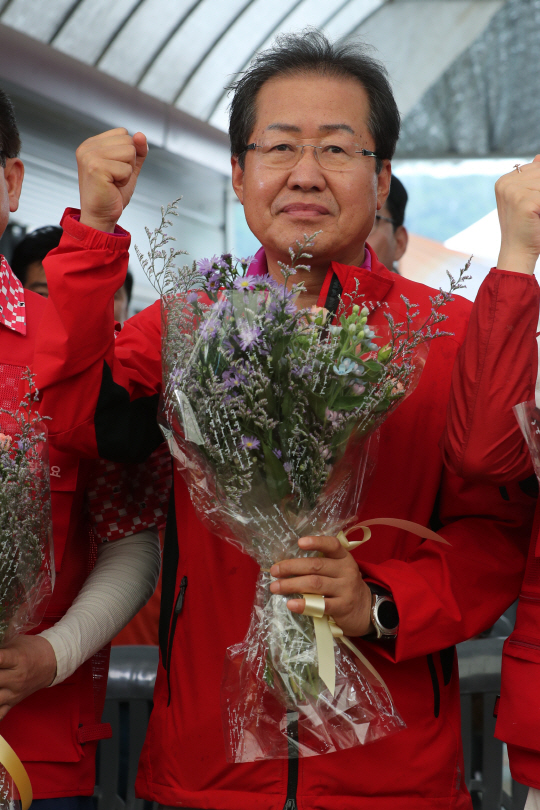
[10,224,61,296]
[114,269,133,324]
[10,225,134,321]
[367,174,408,274]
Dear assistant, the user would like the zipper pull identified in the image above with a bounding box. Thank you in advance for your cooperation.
[174,576,188,614]
[283,800,298,810]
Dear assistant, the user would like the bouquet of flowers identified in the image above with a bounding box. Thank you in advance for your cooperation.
[139,201,467,763]
[0,372,54,809]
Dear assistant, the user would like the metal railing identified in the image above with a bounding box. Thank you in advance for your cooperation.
[95,640,529,810]
[458,637,528,810]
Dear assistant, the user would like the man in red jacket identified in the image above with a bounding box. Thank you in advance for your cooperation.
[34,31,534,810]
[442,155,540,808]
[0,86,165,810]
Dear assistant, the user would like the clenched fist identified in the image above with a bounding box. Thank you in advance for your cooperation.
[496,154,540,275]
[77,128,148,233]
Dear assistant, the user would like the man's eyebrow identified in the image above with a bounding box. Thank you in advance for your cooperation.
[266,124,302,132]
[318,124,355,134]
[265,123,356,135]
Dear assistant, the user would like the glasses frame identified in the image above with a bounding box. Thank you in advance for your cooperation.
[373,214,396,228]
[244,141,379,170]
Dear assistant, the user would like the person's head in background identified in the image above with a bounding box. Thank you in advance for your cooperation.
[367,174,408,274]
[0,88,24,243]
[114,270,133,325]
[10,226,62,296]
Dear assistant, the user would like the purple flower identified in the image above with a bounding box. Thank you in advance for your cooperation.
[241,436,260,450]
[283,300,296,315]
[211,298,229,316]
[170,367,185,385]
[254,273,276,289]
[206,272,222,290]
[199,319,219,341]
[273,448,282,458]
[222,369,245,389]
[283,462,292,473]
[186,291,199,304]
[233,277,255,291]
[197,256,217,277]
[238,321,262,351]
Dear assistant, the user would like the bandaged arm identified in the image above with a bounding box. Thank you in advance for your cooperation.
[39,529,161,685]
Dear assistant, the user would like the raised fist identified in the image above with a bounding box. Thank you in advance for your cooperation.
[496,155,540,275]
[76,128,148,233]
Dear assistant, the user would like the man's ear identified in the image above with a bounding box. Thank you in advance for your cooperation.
[4,158,24,213]
[231,155,244,205]
[394,225,408,262]
[376,161,391,211]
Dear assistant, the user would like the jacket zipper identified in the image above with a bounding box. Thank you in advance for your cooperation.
[166,575,188,706]
[283,711,299,810]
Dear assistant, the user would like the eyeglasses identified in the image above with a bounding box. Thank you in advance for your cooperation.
[244,140,379,171]
[372,214,395,229]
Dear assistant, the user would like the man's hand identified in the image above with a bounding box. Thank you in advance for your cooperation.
[496,154,540,275]
[269,535,373,637]
[77,128,148,233]
[0,635,57,720]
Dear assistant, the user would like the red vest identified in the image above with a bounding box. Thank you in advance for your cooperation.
[0,289,110,799]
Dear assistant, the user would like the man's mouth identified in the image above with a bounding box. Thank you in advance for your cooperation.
[280,203,330,217]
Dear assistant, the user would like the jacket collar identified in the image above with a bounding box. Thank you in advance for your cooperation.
[317,243,395,309]
[0,256,26,336]
[247,243,395,306]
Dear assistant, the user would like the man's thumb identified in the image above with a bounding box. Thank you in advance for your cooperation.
[133,131,148,176]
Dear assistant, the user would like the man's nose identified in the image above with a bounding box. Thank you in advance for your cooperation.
[286,146,327,192]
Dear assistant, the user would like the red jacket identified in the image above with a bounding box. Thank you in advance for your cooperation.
[34,211,534,810]
[0,262,169,798]
[0,281,109,799]
[442,267,540,789]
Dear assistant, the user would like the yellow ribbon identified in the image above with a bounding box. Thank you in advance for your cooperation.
[302,517,450,697]
[0,734,32,810]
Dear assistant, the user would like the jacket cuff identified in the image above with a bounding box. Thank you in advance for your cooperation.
[61,208,131,252]
[489,266,539,283]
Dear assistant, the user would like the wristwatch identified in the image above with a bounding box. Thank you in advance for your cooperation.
[368,583,399,639]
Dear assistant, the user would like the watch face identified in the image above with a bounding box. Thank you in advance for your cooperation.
[377,599,399,631]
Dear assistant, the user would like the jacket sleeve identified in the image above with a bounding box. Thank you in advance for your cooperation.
[441,267,540,484]
[359,468,534,662]
[34,209,164,462]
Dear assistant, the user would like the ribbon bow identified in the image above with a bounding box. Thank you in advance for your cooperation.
[302,518,449,697]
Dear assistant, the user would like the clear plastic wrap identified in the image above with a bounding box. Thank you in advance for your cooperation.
[0,765,21,810]
[0,417,53,646]
[514,400,540,479]
[0,381,54,808]
[139,216,463,762]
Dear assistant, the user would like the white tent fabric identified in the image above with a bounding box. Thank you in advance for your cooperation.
[0,0,504,143]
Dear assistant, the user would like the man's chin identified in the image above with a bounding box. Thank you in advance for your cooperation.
[268,230,333,262]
